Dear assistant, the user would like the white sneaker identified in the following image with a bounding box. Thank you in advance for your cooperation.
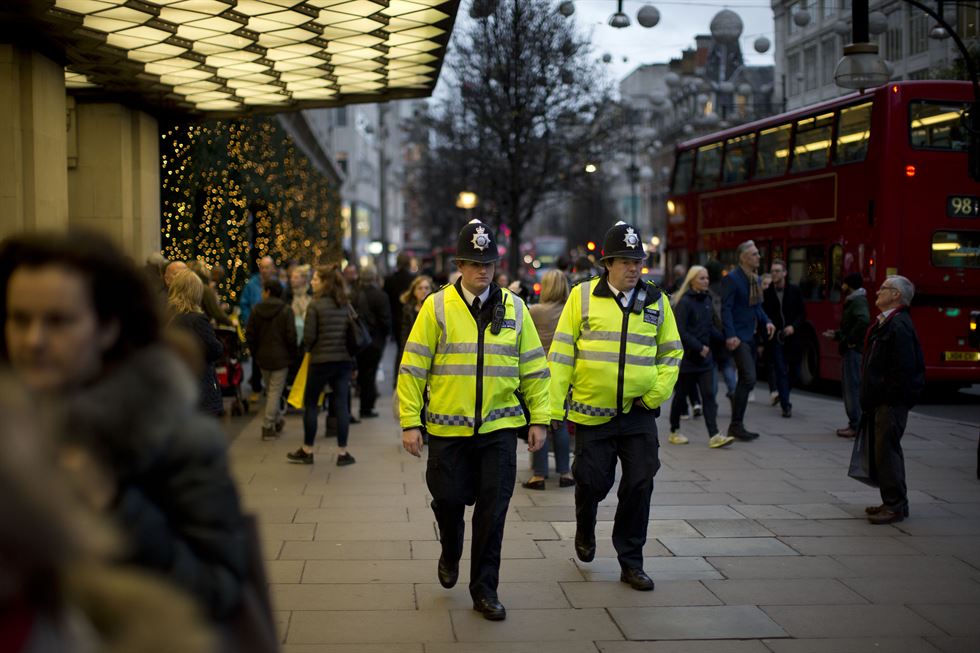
[668,431,689,445]
[748,392,756,403]
[692,403,703,417]
[709,433,735,448]
[770,391,779,406]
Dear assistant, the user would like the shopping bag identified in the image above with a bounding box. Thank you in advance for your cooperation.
[847,415,878,487]
[345,304,372,356]
[287,354,310,409]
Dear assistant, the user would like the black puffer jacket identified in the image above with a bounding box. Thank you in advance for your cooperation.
[354,284,392,350]
[674,290,724,373]
[304,295,350,363]
[246,297,298,370]
[60,346,249,621]
[171,311,223,415]
[860,308,925,409]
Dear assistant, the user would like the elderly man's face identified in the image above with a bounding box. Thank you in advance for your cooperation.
[740,245,761,271]
[875,280,903,311]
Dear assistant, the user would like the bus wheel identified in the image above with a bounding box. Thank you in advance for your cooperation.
[799,336,819,388]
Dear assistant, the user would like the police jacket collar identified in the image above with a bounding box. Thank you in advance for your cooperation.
[592,273,661,307]
[453,278,502,311]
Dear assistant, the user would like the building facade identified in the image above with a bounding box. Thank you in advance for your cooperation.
[773,0,977,111]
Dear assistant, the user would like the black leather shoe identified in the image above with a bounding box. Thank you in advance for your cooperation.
[868,509,906,525]
[728,423,759,441]
[866,504,909,518]
[472,597,506,621]
[437,555,458,589]
[620,567,655,591]
[574,529,596,563]
[781,405,792,418]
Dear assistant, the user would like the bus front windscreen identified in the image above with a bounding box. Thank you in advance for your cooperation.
[932,231,980,268]
[909,101,970,151]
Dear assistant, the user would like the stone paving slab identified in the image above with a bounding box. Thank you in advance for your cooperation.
[279,540,411,560]
[761,638,943,653]
[535,537,672,560]
[660,537,799,557]
[778,536,922,555]
[414,582,570,610]
[598,642,770,653]
[761,605,946,638]
[286,610,454,644]
[282,645,422,653]
[450,608,622,642]
[706,556,852,579]
[576,557,723,582]
[703,578,868,605]
[687,518,775,537]
[831,554,980,578]
[609,605,787,639]
[425,644,600,653]
[410,538,543,560]
[840,577,980,604]
[924,636,980,653]
[909,604,980,635]
[270,582,415,610]
[560,580,722,608]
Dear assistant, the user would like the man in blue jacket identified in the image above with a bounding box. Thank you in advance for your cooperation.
[721,240,775,440]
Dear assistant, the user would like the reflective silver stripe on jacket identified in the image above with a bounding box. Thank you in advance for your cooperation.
[430,364,519,377]
[485,405,525,421]
[657,340,683,353]
[441,342,518,357]
[425,410,474,427]
[568,399,617,417]
[399,364,428,379]
[433,291,447,348]
[553,332,574,345]
[403,342,433,358]
[522,367,551,379]
[579,330,657,347]
[576,350,655,366]
[513,293,523,337]
[549,352,575,366]
[655,355,682,367]
[519,347,546,364]
[581,280,591,330]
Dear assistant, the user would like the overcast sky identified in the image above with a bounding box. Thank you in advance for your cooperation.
[439,0,777,95]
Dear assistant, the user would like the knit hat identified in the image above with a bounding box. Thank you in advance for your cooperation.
[843,272,863,290]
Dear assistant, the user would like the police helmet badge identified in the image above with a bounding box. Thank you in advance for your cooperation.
[471,225,490,252]
[623,226,639,249]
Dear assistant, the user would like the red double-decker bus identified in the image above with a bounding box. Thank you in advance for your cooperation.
[666,81,979,387]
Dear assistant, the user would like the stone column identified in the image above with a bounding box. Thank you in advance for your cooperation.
[68,102,161,258]
[0,44,69,238]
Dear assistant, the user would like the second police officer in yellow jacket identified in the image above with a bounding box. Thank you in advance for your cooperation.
[549,221,682,591]
[398,220,551,621]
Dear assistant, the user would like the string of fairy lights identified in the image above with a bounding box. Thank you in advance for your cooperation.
[161,118,342,302]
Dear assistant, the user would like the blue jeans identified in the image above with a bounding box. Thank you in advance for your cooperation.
[532,420,571,476]
[769,340,794,411]
[303,361,353,447]
[841,348,862,429]
[714,355,737,398]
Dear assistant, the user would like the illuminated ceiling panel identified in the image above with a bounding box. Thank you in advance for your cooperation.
[7,0,458,116]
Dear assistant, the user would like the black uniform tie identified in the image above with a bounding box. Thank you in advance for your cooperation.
[472,297,482,311]
[617,291,626,306]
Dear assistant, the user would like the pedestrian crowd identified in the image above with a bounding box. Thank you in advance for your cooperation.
[0,220,928,648]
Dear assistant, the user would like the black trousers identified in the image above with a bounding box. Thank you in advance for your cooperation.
[573,410,661,571]
[871,404,910,512]
[670,369,719,436]
[356,344,384,414]
[426,430,516,601]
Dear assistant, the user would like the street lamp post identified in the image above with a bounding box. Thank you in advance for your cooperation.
[836,0,980,181]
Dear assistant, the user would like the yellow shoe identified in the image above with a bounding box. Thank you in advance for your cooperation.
[709,433,735,449]
[668,432,689,445]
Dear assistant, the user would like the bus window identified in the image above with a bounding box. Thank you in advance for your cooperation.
[836,102,872,163]
[672,149,695,194]
[788,245,827,300]
[791,112,834,173]
[829,244,843,302]
[722,133,755,185]
[755,123,791,179]
[932,231,980,268]
[910,101,969,151]
[693,142,722,191]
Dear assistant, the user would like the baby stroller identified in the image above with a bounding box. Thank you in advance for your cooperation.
[215,325,249,416]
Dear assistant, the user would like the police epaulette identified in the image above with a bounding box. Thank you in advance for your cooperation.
[642,279,665,303]
[569,275,600,290]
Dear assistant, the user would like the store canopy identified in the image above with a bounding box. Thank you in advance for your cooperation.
[3,0,459,116]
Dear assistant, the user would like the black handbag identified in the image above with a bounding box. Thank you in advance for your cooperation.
[346,303,372,356]
[847,415,878,487]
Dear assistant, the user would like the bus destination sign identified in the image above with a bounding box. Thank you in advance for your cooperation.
[947,195,980,218]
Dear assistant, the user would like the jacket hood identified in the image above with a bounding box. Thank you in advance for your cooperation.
[253,297,288,318]
[845,287,867,302]
[60,346,200,475]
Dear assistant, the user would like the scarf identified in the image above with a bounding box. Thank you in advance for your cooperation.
[747,270,762,307]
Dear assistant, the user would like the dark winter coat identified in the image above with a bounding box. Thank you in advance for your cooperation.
[763,282,806,334]
[60,346,249,621]
[385,267,416,342]
[400,302,421,350]
[245,296,298,370]
[304,295,351,363]
[171,311,224,415]
[354,284,392,351]
[835,288,871,354]
[721,267,771,344]
[674,290,724,373]
[860,308,925,410]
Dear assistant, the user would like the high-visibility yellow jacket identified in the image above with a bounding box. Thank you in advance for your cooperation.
[548,276,682,425]
[398,283,551,437]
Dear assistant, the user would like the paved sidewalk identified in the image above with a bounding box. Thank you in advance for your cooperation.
[227,383,980,653]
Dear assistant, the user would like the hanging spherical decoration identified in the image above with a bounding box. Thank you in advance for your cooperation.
[561,69,574,84]
[753,36,771,53]
[636,5,661,28]
[710,9,743,44]
[602,53,613,63]
[718,81,735,93]
[682,124,695,135]
[832,19,851,36]
[469,0,498,19]
[868,11,887,35]
[792,9,811,28]
[737,82,753,96]
[665,71,681,87]
[650,91,667,106]
[558,1,575,18]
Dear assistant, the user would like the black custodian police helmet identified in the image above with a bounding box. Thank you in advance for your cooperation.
[600,221,645,261]
[455,219,500,264]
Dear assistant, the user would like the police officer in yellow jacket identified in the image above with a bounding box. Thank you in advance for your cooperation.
[549,221,682,591]
[398,220,551,621]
